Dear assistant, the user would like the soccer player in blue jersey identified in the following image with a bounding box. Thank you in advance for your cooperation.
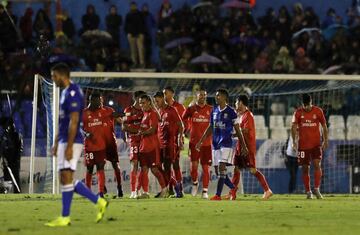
[196,88,248,200]
[45,63,108,227]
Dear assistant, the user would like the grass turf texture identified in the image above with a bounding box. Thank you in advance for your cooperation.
[0,194,359,235]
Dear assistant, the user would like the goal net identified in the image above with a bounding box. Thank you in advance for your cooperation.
[30,72,360,195]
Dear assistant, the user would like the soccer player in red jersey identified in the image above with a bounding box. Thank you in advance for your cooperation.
[122,90,146,198]
[291,93,328,199]
[82,93,107,197]
[182,88,212,199]
[163,86,186,196]
[100,96,124,198]
[137,94,168,198]
[230,95,273,200]
[153,92,184,197]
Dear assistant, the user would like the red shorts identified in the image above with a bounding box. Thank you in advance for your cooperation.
[234,152,256,169]
[129,144,140,161]
[105,141,119,162]
[84,149,106,167]
[189,143,212,165]
[297,146,322,165]
[139,149,160,168]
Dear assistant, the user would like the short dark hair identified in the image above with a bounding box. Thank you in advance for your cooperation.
[164,86,175,93]
[140,94,151,102]
[153,91,164,98]
[216,88,229,99]
[134,90,146,99]
[302,93,311,105]
[237,94,249,106]
[51,63,70,77]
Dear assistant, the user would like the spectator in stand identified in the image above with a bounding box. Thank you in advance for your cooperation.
[303,7,320,28]
[124,1,146,68]
[106,5,122,48]
[19,7,34,47]
[61,10,75,41]
[142,3,156,67]
[0,4,18,52]
[294,47,312,73]
[33,9,54,40]
[291,3,305,32]
[158,0,173,21]
[273,46,294,73]
[80,4,100,35]
[276,6,292,46]
[254,51,270,73]
[322,8,337,28]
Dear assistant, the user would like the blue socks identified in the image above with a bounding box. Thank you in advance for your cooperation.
[216,174,225,196]
[61,184,74,217]
[225,175,235,189]
[74,180,98,204]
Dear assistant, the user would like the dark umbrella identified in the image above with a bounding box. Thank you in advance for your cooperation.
[292,27,321,39]
[81,29,113,46]
[164,37,194,50]
[322,24,349,40]
[190,53,222,64]
[191,1,213,11]
[221,0,254,9]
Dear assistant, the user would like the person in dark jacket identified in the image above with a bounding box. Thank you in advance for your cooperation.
[0,117,23,193]
[106,5,122,48]
[62,10,75,41]
[80,4,100,34]
[124,1,146,67]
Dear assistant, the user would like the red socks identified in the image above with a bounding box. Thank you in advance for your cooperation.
[153,170,166,188]
[85,172,92,189]
[97,170,105,193]
[255,170,270,192]
[191,163,198,183]
[202,164,210,189]
[130,170,137,191]
[174,168,182,184]
[232,170,240,188]
[142,170,149,192]
[302,173,311,192]
[314,169,322,189]
[137,171,143,191]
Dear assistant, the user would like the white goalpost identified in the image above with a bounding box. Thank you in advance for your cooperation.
[30,72,360,195]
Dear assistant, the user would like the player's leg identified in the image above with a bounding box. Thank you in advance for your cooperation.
[189,143,200,196]
[173,152,184,198]
[137,153,150,198]
[85,165,94,189]
[96,162,106,198]
[313,158,323,199]
[299,150,312,199]
[287,156,297,193]
[151,166,168,197]
[130,159,138,198]
[249,167,272,199]
[111,161,123,198]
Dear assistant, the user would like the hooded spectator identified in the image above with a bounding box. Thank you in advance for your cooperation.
[106,5,122,48]
[81,4,100,34]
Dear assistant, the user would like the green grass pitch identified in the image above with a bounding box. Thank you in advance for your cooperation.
[0,194,359,235]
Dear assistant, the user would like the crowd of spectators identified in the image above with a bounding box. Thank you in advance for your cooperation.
[0,0,360,92]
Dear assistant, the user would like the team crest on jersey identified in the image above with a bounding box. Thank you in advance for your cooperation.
[301,115,304,118]
[224,113,228,119]
[70,90,76,97]
[313,114,317,119]
[206,111,210,115]
[88,115,91,119]
[98,113,102,117]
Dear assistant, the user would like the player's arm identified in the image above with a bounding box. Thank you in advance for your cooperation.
[139,112,157,136]
[195,124,212,151]
[122,123,139,134]
[234,123,248,156]
[291,122,298,152]
[52,134,59,157]
[321,122,329,150]
[65,111,80,161]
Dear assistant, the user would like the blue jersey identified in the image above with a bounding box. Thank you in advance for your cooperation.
[210,105,238,150]
[58,82,84,144]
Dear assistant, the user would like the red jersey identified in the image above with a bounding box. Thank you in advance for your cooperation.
[82,108,106,151]
[158,105,182,148]
[139,109,160,153]
[123,105,143,145]
[101,106,117,144]
[236,110,256,155]
[293,106,326,150]
[183,104,212,146]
